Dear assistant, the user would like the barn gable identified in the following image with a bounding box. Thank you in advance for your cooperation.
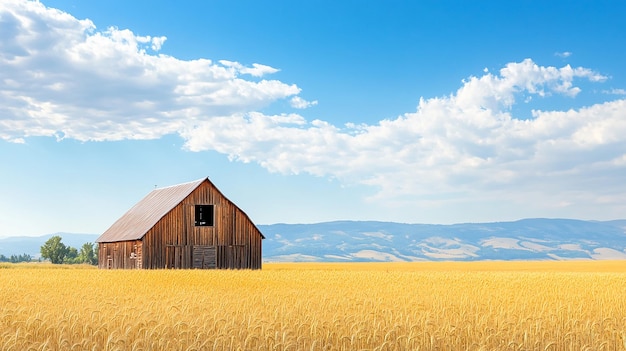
[97,178,205,243]
[96,178,264,269]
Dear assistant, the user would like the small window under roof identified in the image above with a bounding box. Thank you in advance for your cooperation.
[195,205,214,226]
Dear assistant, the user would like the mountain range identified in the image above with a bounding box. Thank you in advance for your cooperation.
[2,219,626,262]
[261,219,626,262]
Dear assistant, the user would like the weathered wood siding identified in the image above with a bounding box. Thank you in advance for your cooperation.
[144,181,262,269]
[99,180,262,269]
[98,240,142,269]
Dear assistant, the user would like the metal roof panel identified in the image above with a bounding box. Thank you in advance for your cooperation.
[96,178,205,243]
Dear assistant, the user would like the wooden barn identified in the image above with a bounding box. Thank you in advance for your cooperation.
[96,177,264,269]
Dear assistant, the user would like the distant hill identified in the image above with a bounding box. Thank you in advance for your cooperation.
[259,219,626,262]
[2,219,626,261]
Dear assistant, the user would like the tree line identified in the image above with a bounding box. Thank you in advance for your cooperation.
[39,235,98,265]
[0,253,32,263]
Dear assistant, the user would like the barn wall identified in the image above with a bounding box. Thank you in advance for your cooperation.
[98,240,143,269]
[141,181,263,269]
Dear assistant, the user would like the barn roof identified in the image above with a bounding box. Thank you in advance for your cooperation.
[96,177,263,243]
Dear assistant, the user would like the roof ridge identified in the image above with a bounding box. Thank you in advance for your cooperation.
[96,177,208,243]
[155,177,207,190]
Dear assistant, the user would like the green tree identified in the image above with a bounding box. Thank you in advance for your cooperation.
[40,236,69,264]
[78,242,97,265]
[9,254,31,263]
[65,247,78,263]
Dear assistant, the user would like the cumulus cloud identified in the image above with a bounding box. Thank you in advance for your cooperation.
[290,96,318,109]
[2,1,625,219]
[219,60,280,77]
[180,59,625,216]
[150,36,167,51]
[603,88,626,95]
[555,51,572,58]
[0,0,300,142]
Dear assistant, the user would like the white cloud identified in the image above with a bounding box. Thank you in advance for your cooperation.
[290,96,318,109]
[151,36,166,51]
[603,88,626,95]
[178,59,625,219]
[218,60,280,77]
[555,51,572,58]
[0,0,300,142]
[2,1,625,221]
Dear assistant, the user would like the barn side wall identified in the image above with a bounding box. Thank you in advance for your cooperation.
[98,240,143,269]
[141,181,263,269]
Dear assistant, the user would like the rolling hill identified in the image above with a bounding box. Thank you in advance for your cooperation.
[2,219,625,261]
[260,219,626,262]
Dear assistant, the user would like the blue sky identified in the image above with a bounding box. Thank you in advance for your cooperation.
[1,0,625,237]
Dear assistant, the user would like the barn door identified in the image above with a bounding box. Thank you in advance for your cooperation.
[193,246,216,269]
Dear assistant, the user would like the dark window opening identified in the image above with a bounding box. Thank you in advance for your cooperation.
[195,205,214,226]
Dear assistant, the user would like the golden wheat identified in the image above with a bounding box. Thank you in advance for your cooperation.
[1,261,625,350]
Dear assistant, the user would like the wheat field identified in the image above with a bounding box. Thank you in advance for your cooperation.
[1,261,626,350]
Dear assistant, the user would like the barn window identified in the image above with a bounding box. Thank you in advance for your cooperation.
[195,205,214,226]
